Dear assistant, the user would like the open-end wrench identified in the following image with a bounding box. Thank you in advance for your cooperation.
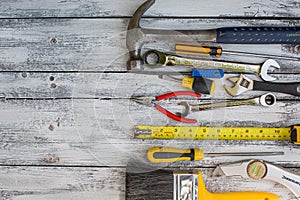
[143,50,280,81]
[224,74,300,96]
[177,93,276,118]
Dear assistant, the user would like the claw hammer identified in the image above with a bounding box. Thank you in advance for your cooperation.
[126,0,300,69]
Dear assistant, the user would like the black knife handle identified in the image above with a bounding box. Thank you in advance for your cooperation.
[216,27,300,44]
[253,81,300,96]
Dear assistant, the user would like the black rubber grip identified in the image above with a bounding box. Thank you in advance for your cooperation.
[216,27,300,44]
[290,125,300,144]
[291,127,298,144]
[192,77,214,95]
[253,81,300,96]
[153,151,194,160]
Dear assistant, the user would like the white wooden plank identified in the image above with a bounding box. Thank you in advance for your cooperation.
[0,98,299,167]
[0,72,299,99]
[0,0,300,18]
[0,18,299,71]
[0,166,125,200]
[0,0,299,199]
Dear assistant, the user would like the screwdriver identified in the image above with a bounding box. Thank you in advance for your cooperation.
[175,42,300,61]
[147,146,284,163]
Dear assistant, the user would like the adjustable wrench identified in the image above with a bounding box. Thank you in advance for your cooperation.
[224,74,300,96]
[177,93,276,118]
[143,50,280,81]
[213,160,300,200]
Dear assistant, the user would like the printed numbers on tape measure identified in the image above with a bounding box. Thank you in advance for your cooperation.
[134,126,292,141]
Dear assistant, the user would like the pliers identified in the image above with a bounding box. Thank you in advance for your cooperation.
[131,91,201,123]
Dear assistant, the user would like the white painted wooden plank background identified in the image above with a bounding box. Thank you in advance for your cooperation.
[0,0,300,18]
[0,167,125,200]
[0,0,299,199]
[0,18,299,71]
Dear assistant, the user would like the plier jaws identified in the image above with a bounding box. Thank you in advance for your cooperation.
[131,91,201,123]
[131,97,156,106]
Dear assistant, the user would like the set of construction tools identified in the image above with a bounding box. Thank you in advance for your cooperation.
[125,0,300,200]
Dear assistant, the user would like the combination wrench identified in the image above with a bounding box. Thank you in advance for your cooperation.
[177,93,276,119]
[143,50,280,81]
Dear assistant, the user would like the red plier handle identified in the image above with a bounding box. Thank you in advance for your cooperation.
[155,91,201,123]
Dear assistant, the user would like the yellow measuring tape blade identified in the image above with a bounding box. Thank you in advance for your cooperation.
[134,125,292,141]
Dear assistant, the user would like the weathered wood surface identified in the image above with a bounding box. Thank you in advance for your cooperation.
[0,97,300,167]
[1,0,300,18]
[0,18,299,72]
[0,166,125,200]
[0,0,300,199]
[0,72,299,98]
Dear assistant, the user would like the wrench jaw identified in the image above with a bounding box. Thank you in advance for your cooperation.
[224,74,254,96]
[259,59,280,82]
[176,101,191,117]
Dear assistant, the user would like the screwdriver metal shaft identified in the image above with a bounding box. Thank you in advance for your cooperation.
[206,152,284,157]
[176,42,300,61]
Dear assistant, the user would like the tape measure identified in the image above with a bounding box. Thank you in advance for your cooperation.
[134,125,300,145]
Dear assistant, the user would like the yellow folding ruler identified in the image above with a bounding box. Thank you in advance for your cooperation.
[134,125,300,145]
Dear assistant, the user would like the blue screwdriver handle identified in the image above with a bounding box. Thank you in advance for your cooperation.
[192,69,224,79]
[216,27,300,44]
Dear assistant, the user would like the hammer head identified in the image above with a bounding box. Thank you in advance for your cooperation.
[126,0,215,70]
[126,0,155,69]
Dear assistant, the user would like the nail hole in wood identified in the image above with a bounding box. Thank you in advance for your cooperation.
[56,117,61,127]
[49,76,55,81]
[50,83,57,88]
[21,72,27,78]
[50,37,57,44]
[48,124,54,131]
[42,154,60,163]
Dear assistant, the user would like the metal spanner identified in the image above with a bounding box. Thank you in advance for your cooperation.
[213,160,300,200]
[224,74,300,96]
[142,50,280,81]
[177,93,276,118]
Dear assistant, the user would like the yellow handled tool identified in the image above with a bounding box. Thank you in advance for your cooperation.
[183,171,280,200]
[175,41,300,61]
[176,42,222,57]
[181,76,215,95]
[147,146,283,163]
